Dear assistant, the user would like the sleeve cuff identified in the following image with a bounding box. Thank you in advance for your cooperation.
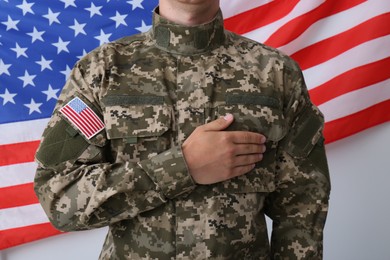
[138,145,196,199]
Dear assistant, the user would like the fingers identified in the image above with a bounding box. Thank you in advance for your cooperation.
[201,115,266,145]
[233,143,266,156]
[233,153,264,167]
[223,143,266,169]
[224,151,264,169]
[229,131,266,145]
[202,114,234,131]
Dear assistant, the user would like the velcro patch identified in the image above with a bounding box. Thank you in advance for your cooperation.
[60,97,105,139]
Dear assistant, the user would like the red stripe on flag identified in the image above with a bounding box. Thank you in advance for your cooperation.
[224,0,300,35]
[0,223,63,250]
[309,57,390,106]
[81,110,100,132]
[292,13,390,70]
[324,100,390,144]
[0,141,40,166]
[83,107,105,130]
[265,0,366,48]
[0,183,39,209]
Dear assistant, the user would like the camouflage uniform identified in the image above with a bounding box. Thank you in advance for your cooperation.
[34,8,330,260]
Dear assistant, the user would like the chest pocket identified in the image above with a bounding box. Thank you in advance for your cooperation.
[102,96,172,162]
[213,94,287,193]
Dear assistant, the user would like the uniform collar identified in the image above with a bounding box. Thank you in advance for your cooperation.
[151,7,225,55]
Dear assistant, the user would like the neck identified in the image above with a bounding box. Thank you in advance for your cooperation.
[159,1,220,26]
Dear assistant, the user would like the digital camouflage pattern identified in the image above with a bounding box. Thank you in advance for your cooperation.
[34,7,330,260]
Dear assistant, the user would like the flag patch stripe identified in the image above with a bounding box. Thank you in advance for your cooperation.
[60,97,105,139]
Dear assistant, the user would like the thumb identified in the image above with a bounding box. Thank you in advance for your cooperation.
[203,113,234,131]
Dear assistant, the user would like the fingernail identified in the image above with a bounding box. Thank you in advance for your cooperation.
[223,113,233,121]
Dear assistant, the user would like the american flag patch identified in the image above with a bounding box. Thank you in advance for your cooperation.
[60,97,105,139]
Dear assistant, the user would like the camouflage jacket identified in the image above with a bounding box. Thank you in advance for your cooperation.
[34,8,330,260]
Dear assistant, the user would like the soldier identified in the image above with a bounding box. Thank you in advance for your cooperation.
[34,0,331,259]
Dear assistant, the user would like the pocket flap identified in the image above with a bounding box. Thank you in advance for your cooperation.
[286,105,324,158]
[103,104,171,139]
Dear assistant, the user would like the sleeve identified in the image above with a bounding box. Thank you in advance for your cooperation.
[34,55,196,232]
[264,62,331,259]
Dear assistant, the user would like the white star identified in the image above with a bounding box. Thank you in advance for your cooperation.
[0,89,17,105]
[61,65,72,80]
[42,85,59,101]
[43,8,61,25]
[16,0,35,16]
[1,16,20,31]
[85,3,102,18]
[10,43,28,58]
[52,37,70,54]
[127,0,144,10]
[77,49,88,60]
[69,19,86,36]
[135,20,151,33]
[27,27,45,43]
[0,59,11,76]
[36,56,53,71]
[95,29,112,45]
[24,99,42,114]
[110,11,128,28]
[18,70,36,87]
[59,0,76,8]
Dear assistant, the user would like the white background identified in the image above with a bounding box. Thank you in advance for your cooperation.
[1,123,390,260]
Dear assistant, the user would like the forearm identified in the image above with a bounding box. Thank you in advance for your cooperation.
[34,145,195,232]
[265,146,330,259]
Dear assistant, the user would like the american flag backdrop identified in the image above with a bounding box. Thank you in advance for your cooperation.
[0,0,389,250]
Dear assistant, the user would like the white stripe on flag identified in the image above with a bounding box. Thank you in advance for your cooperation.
[319,79,390,122]
[0,162,37,188]
[0,118,49,145]
[243,0,324,43]
[303,35,390,90]
[0,204,49,230]
[220,0,274,19]
[278,1,390,54]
